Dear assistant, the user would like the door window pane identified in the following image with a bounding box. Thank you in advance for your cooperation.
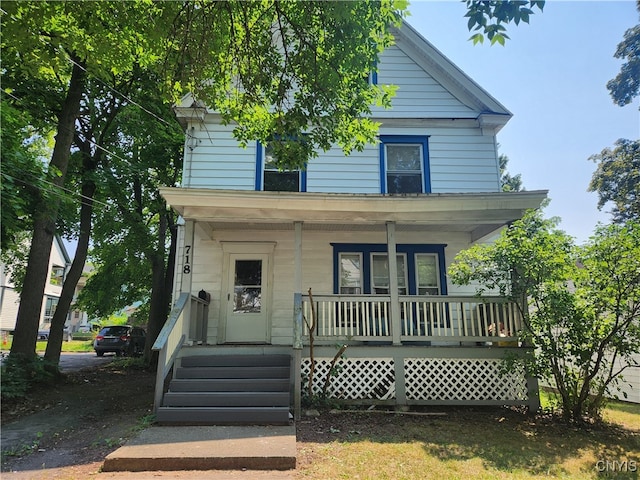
[234,260,262,313]
[339,253,362,294]
[386,144,423,194]
[416,254,440,295]
[371,254,407,294]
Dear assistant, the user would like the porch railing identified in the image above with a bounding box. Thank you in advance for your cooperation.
[301,294,522,344]
[152,293,210,411]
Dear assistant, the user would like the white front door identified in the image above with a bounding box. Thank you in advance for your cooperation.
[224,253,271,343]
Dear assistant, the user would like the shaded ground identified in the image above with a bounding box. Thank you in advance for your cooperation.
[1,362,155,477]
[2,362,638,479]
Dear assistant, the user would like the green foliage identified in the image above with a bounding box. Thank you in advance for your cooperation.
[0,101,49,251]
[499,152,523,192]
[607,1,640,107]
[1,354,56,401]
[465,1,545,45]
[450,211,640,423]
[105,356,148,371]
[588,138,640,224]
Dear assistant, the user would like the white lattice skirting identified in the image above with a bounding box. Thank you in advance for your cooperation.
[302,358,396,400]
[301,357,528,403]
[404,358,528,401]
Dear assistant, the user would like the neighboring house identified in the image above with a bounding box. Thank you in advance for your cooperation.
[0,235,71,337]
[153,21,548,424]
[66,264,95,333]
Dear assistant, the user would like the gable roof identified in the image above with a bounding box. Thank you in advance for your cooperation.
[175,20,512,131]
[389,20,511,130]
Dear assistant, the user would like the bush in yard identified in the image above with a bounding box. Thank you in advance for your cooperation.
[1,354,55,401]
[449,210,640,423]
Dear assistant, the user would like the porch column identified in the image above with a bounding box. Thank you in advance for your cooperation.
[386,221,402,345]
[293,221,303,420]
[181,219,195,342]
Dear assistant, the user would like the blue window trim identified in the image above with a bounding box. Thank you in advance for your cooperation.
[255,141,307,192]
[371,60,378,85]
[379,135,431,194]
[331,243,447,295]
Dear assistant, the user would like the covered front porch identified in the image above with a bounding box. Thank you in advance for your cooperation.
[155,189,546,416]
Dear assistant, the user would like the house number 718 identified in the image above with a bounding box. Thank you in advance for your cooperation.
[183,245,191,274]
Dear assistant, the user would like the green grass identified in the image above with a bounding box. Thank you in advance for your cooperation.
[2,338,94,353]
[298,405,640,480]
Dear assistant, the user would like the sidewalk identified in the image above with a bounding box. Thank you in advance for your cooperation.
[99,424,296,478]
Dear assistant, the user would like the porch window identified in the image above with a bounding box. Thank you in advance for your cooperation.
[339,253,362,294]
[332,243,448,296]
[415,254,440,295]
[371,253,407,295]
[255,142,307,192]
[379,136,430,194]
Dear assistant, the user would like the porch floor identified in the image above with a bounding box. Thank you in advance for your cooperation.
[102,425,296,474]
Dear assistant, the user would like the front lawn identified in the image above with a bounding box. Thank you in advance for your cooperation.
[297,404,639,480]
[2,338,94,353]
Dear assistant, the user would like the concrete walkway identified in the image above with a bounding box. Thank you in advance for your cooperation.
[100,425,296,477]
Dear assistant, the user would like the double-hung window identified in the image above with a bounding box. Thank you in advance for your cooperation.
[338,253,362,294]
[371,253,407,295]
[256,142,307,192]
[379,136,430,194]
[415,254,440,295]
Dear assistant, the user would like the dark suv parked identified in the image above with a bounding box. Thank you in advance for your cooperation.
[93,325,146,357]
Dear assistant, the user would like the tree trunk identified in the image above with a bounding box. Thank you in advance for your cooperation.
[144,210,170,367]
[10,59,86,360]
[44,180,95,370]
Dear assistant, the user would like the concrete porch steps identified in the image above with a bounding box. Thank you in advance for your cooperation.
[156,354,292,426]
[101,425,296,473]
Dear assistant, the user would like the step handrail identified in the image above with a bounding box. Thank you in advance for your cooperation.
[152,292,190,412]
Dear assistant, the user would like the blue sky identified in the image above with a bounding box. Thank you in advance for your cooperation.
[407,1,639,243]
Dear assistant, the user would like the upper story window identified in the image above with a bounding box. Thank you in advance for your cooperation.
[51,265,65,286]
[255,142,307,192]
[379,135,430,194]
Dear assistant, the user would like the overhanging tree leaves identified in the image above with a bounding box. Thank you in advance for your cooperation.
[607,0,640,107]
[2,1,172,360]
[2,0,545,364]
[449,211,640,422]
[0,101,49,252]
[77,82,183,364]
[1,0,404,360]
[465,0,545,45]
[588,138,640,224]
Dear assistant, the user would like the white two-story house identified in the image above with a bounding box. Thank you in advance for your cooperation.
[0,235,71,339]
[153,21,547,425]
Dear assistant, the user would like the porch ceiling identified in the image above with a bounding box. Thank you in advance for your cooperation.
[160,188,547,239]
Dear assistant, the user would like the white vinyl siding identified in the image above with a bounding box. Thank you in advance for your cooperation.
[183,122,500,194]
[187,227,482,346]
[180,41,502,194]
[305,146,380,193]
[373,45,477,118]
[185,123,257,190]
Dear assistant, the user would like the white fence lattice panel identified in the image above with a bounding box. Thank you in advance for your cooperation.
[404,358,528,401]
[301,358,395,400]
